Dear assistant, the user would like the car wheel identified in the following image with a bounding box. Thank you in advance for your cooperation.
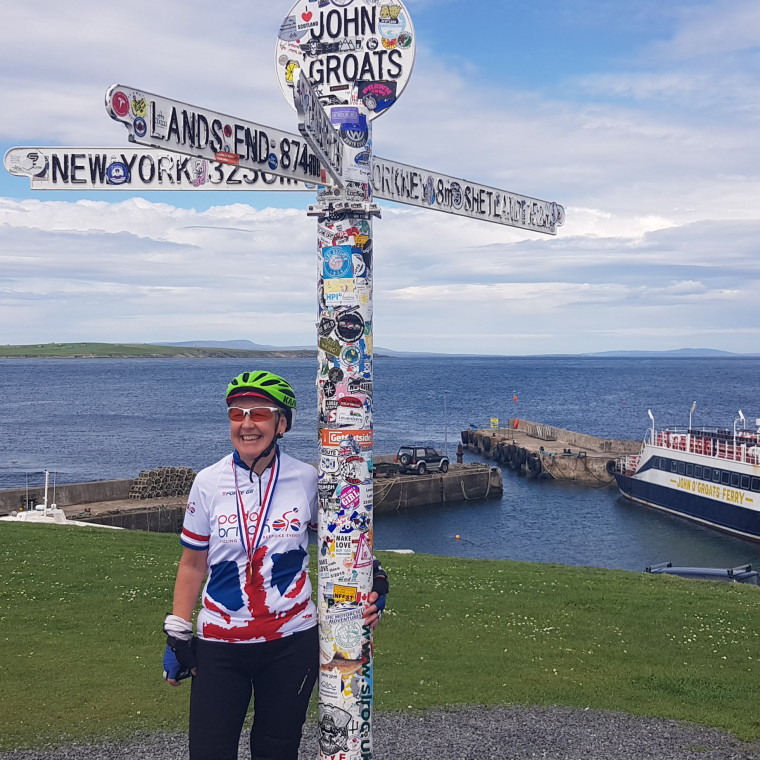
[399,454,411,466]
[440,460,449,473]
[417,462,427,475]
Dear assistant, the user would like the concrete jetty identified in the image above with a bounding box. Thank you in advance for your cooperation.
[0,458,502,530]
[463,418,640,486]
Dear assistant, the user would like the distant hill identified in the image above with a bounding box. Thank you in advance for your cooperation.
[159,339,407,357]
[0,342,314,359]
[156,339,315,351]
[587,348,742,358]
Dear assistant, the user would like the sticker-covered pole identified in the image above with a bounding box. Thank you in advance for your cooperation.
[313,111,379,760]
[278,5,415,756]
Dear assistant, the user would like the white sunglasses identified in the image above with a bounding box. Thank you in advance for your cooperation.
[227,406,281,423]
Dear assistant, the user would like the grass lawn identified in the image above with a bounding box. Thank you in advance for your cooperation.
[1,522,760,750]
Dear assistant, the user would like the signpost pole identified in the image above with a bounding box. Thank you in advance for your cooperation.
[295,69,379,759]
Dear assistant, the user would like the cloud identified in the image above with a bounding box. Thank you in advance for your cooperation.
[0,0,759,354]
[663,0,760,59]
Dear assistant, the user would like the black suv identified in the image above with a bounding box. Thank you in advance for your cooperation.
[395,446,449,475]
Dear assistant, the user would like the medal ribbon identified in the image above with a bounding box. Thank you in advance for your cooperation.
[232,453,280,560]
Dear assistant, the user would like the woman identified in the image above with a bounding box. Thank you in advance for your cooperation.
[162,370,386,760]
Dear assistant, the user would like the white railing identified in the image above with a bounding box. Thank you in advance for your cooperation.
[651,428,760,466]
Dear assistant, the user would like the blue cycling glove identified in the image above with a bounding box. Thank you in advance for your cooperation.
[162,614,196,682]
[163,643,194,681]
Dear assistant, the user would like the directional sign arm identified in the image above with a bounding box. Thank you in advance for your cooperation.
[293,71,344,188]
[371,156,565,235]
[105,84,332,187]
[3,146,316,191]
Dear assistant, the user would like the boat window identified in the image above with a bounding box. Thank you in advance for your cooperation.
[671,461,678,473]
[721,471,730,485]
[712,469,721,482]
[678,462,686,475]
[686,464,694,476]
[752,477,760,492]
[731,473,740,487]
[741,475,750,490]
[694,465,702,478]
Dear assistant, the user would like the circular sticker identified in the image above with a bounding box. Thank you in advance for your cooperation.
[328,367,344,383]
[323,380,337,398]
[336,311,364,342]
[341,346,361,366]
[111,91,130,118]
[340,484,360,510]
[334,621,362,649]
[323,247,353,279]
[340,124,369,149]
[450,181,463,209]
[275,0,416,122]
[8,149,48,177]
[106,162,130,185]
[352,252,366,278]
[133,117,147,138]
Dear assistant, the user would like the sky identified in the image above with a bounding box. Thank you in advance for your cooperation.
[1,0,759,355]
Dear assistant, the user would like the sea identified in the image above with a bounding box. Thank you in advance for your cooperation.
[3,355,760,572]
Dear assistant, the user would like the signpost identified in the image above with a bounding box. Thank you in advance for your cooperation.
[5,2,565,758]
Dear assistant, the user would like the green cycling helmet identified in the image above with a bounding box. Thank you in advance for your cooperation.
[226,370,297,431]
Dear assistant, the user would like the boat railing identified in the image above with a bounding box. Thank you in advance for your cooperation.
[614,454,640,476]
[652,427,760,466]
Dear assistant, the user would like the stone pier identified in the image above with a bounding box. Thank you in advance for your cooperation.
[463,419,641,485]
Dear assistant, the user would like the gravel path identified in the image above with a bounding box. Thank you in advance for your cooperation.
[2,706,759,760]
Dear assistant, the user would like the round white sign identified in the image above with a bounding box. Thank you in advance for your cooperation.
[275,0,416,120]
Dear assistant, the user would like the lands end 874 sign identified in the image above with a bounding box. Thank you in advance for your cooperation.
[276,0,415,119]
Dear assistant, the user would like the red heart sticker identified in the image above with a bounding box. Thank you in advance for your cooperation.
[302,11,312,22]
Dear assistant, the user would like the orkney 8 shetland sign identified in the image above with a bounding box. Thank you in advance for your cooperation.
[105,84,331,185]
[276,0,415,120]
[374,157,566,235]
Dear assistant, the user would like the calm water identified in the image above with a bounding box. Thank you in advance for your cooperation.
[3,355,760,571]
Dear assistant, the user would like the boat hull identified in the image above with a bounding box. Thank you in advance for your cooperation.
[614,470,760,542]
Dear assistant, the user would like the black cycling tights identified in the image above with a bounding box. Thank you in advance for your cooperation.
[189,627,318,760]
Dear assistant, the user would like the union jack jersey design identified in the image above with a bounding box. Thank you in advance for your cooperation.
[181,452,318,643]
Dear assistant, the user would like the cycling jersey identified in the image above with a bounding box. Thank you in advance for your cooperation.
[181,451,318,643]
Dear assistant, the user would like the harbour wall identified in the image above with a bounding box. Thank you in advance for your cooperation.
[0,462,502,526]
[463,418,641,485]
[71,464,503,531]
[0,479,133,512]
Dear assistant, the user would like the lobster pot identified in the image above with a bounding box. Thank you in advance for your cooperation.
[314,134,376,760]
[128,466,196,500]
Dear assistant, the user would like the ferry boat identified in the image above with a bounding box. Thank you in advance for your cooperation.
[610,411,760,541]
